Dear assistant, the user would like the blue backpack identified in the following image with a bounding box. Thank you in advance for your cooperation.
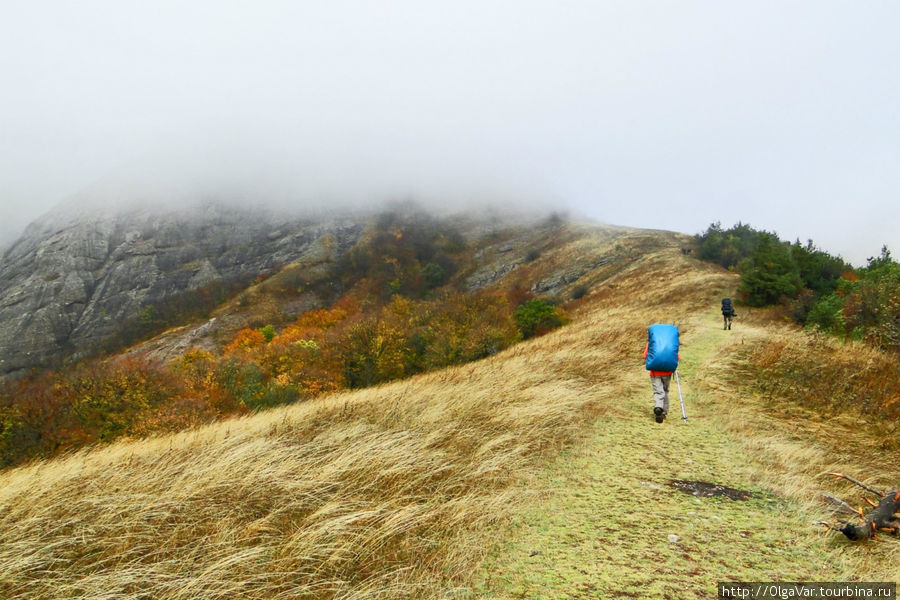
[646,324,679,372]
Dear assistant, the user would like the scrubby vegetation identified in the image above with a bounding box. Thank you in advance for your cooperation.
[694,222,900,352]
[804,246,900,350]
[514,298,569,339]
[110,276,258,353]
[328,210,465,302]
[0,212,570,469]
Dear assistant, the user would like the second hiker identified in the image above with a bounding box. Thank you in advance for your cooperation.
[721,298,736,330]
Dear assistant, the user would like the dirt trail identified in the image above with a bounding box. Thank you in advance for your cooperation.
[473,312,865,599]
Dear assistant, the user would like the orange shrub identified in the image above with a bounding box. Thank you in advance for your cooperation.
[224,328,267,355]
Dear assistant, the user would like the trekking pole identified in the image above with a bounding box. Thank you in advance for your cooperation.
[675,370,687,423]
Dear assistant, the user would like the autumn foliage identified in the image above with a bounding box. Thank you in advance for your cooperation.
[0,214,569,469]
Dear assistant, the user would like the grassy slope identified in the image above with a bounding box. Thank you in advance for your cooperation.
[476,293,900,598]
[1,232,897,599]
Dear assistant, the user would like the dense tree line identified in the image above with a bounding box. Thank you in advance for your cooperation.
[694,222,899,351]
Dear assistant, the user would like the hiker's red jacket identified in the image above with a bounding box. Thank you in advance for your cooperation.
[642,342,679,377]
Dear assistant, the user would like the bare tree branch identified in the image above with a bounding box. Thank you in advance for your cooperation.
[827,472,885,497]
[822,493,858,516]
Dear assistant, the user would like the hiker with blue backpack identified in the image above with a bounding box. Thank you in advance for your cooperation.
[643,324,683,423]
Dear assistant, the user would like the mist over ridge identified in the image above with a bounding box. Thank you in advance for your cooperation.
[3,2,900,265]
[0,162,596,381]
[6,131,567,250]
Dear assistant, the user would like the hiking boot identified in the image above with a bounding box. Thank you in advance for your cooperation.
[654,406,665,423]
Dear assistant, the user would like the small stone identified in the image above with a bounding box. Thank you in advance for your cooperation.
[667,534,679,544]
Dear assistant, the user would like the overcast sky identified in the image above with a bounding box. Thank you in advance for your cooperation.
[2,1,898,265]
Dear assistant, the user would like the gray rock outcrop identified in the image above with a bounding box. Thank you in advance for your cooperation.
[0,202,363,378]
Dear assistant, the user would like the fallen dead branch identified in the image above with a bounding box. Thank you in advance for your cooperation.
[817,473,900,541]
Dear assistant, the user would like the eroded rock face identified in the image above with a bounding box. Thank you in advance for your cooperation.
[0,203,363,378]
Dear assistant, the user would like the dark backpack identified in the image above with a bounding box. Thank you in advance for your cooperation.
[721,298,735,316]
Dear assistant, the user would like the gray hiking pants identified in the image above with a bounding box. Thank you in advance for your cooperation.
[650,375,671,415]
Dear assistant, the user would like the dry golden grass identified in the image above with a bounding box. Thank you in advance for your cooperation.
[0,349,605,599]
[702,318,900,583]
[0,224,648,600]
[2,227,897,599]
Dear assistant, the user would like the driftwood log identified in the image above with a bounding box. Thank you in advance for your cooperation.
[818,473,900,541]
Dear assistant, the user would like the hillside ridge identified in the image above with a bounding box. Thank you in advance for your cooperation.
[0,203,637,378]
[1,235,896,599]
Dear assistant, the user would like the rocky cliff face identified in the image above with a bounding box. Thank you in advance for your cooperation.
[0,202,364,378]
[0,196,642,379]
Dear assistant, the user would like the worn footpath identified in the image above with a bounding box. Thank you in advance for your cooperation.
[473,313,867,599]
